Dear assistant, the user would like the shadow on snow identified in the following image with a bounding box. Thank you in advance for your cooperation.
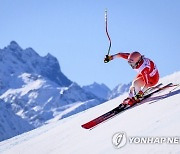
[142,89,180,105]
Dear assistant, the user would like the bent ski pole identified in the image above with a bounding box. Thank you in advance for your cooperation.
[105,9,111,56]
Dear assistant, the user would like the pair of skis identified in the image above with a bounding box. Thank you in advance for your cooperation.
[81,83,178,130]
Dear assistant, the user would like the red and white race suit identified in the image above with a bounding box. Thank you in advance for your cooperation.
[112,52,159,96]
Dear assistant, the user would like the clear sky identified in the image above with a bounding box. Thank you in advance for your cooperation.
[0,0,180,89]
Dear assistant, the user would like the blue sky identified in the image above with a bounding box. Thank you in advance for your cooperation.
[0,0,180,89]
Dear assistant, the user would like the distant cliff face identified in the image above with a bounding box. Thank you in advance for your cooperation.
[0,41,72,89]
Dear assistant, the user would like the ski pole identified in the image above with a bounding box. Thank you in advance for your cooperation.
[105,9,112,56]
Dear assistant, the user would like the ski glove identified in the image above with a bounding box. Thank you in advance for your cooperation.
[104,55,113,63]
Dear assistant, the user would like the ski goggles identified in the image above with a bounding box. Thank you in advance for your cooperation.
[128,56,143,69]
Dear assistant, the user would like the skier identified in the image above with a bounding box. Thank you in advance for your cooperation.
[104,51,159,107]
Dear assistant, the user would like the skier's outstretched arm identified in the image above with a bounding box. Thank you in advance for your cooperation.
[112,53,130,60]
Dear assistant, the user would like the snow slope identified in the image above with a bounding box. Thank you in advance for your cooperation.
[0,71,180,154]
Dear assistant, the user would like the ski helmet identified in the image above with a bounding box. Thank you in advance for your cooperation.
[128,51,142,68]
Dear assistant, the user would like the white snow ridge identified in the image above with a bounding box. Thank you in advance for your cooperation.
[0,71,180,153]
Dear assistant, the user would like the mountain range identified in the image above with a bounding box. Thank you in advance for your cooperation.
[0,41,109,141]
[0,41,130,141]
[83,82,131,100]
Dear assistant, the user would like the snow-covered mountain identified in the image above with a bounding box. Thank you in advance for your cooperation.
[82,82,111,100]
[0,41,71,89]
[82,82,132,100]
[0,99,34,142]
[108,82,131,99]
[0,72,179,154]
[0,41,105,141]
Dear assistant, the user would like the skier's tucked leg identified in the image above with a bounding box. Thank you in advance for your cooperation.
[123,71,159,107]
[123,75,147,106]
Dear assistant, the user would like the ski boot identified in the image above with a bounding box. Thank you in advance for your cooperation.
[122,97,136,107]
[119,91,144,108]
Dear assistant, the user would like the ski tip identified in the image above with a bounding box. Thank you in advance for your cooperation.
[81,125,89,129]
[81,123,90,129]
[81,122,97,129]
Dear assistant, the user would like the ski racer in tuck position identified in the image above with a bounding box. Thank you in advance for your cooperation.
[104,51,159,107]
